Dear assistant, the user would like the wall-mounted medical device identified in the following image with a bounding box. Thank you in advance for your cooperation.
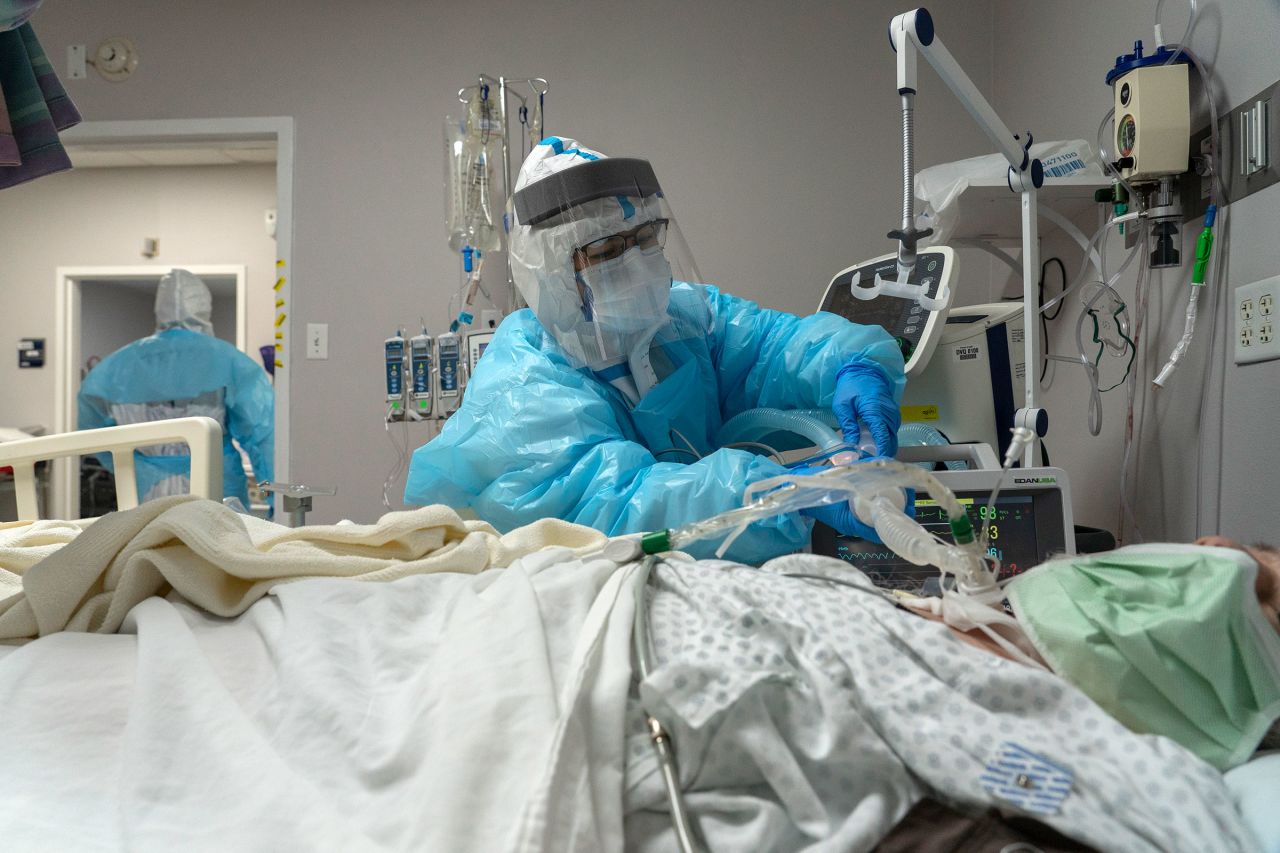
[1103,41,1194,270]
[1106,41,1191,185]
[466,330,495,375]
[818,247,956,378]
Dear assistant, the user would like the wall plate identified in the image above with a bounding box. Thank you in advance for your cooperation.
[1183,76,1279,223]
[1234,274,1280,365]
[66,44,87,80]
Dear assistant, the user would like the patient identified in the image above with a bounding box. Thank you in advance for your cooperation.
[1197,536,1280,630]
[628,546,1261,851]
[928,536,1280,772]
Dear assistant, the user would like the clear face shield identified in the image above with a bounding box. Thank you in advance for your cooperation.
[509,150,706,396]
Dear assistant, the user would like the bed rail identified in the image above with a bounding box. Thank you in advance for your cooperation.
[0,417,223,521]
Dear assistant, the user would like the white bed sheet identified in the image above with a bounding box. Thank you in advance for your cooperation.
[0,545,1263,853]
[0,546,638,853]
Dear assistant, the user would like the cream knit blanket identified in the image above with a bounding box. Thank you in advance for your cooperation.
[0,497,605,640]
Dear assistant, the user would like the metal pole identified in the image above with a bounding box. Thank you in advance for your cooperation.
[498,76,516,311]
[1020,186,1040,466]
[898,92,918,273]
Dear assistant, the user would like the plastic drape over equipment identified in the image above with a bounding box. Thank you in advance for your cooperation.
[77,270,274,507]
[405,136,905,563]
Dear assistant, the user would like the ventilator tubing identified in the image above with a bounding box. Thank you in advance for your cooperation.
[734,458,992,591]
[863,494,948,565]
[715,408,842,452]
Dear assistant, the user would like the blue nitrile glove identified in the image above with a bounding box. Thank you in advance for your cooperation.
[832,363,901,457]
[801,501,881,542]
[791,458,916,543]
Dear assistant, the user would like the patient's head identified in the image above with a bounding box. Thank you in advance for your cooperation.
[1195,536,1280,632]
[1005,539,1280,769]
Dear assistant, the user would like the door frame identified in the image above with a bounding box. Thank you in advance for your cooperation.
[55,117,295,518]
[53,264,248,519]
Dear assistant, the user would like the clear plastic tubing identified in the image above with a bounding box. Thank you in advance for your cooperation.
[715,408,843,453]
[866,495,950,566]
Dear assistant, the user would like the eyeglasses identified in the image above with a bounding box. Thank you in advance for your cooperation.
[572,219,669,270]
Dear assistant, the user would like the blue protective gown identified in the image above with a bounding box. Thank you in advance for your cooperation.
[77,328,274,507]
[404,284,904,563]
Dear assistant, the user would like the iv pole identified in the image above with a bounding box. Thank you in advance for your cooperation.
[889,8,1047,466]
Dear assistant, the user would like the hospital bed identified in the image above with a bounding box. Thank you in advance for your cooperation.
[0,419,1270,852]
[0,416,223,521]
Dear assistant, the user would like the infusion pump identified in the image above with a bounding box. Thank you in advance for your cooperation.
[383,328,498,421]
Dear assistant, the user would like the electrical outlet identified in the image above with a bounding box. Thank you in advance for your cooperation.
[1235,275,1280,364]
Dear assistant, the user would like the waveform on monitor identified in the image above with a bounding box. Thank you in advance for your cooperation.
[840,550,899,563]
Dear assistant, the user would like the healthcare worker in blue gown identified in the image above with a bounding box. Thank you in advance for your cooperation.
[78,268,274,508]
[405,137,905,562]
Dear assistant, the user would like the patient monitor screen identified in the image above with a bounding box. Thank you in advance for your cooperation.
[812,489,1066,594]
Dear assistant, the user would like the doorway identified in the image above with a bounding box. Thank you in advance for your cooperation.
[55,266,249,518]
[41,118,295,519]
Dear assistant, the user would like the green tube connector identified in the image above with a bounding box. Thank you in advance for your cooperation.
[1095,182,1130,235]
[949,513,975,546]
[1191,206,1217,285]
[641,529,672,554]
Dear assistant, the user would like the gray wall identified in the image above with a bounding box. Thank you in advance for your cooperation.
[23,0,999,522]
[79,284,154,371]
[992,0,1280,543]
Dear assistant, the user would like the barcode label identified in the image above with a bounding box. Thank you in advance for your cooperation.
[1044,157,1088,178]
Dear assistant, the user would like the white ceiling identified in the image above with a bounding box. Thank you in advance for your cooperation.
[81,275,238,297]
[66,143,277,169]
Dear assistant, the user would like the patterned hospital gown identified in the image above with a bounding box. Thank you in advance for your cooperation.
[622,554,1259,853]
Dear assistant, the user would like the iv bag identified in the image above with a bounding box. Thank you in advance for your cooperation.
[444,91,502,253]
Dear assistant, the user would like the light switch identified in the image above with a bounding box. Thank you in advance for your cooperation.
[306,323,328,360]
